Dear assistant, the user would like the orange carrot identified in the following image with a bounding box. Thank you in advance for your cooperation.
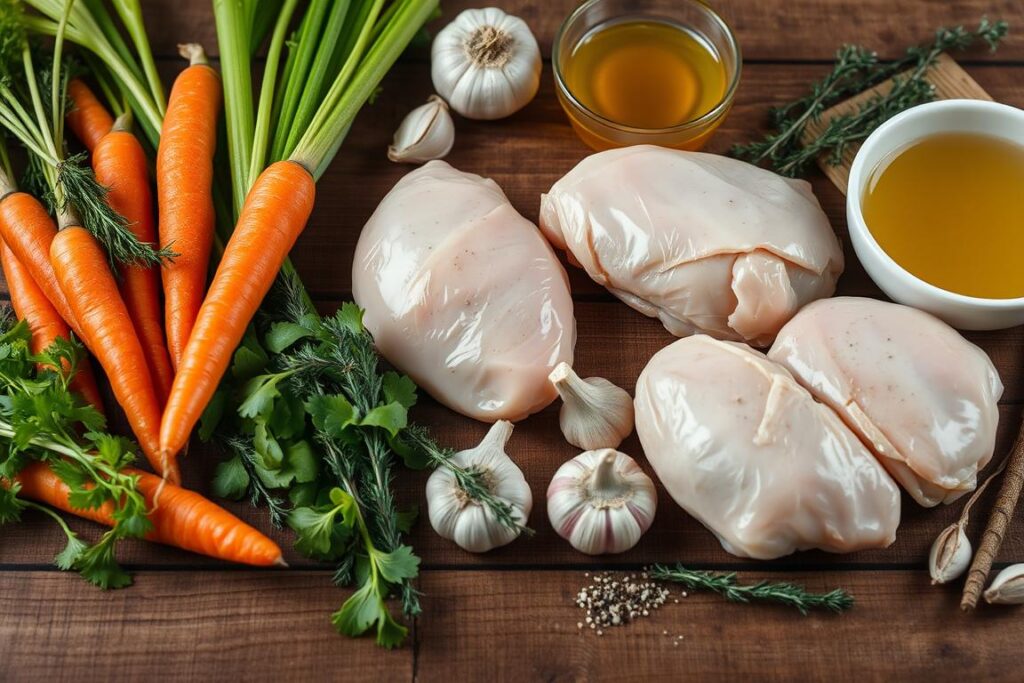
[14,462,285,566]
[160,161,315,458]
[49,226,173,483]
[0,240,106,414]
[0,192,79,333]
[66,79,114,153]
[157,44,221,370]
[92,117,175,403]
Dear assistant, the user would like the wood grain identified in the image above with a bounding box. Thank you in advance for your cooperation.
[137,0,1024,61]
[4,1,1024,680]
[0,571,411,682]
[3,402,1022,570]
[415,569,1023,682]
[5,62,1017,301]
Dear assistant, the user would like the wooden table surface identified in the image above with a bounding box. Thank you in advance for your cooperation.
[3,1,1024,681]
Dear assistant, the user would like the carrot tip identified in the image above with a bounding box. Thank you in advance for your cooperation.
[272,557,289,568]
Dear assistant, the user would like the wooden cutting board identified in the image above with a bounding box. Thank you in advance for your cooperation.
[803,53,993,194]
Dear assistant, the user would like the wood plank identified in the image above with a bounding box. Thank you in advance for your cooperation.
[414,569,1024,682]
[3,401,1022,570]
[0,571,411,682]
[4,63,1021,300]
[3,568,1021,681]
[138,0,1024,62]
[211,62,1024,297]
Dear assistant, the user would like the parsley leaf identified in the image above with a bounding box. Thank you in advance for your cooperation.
[54,533,89,570]
[212,454,251,500]
[74,532,133,590]
[332,581,383,638]
[382,372,417,410]
[372,545,420,583]
[239,372,291,419]
[306,394,357,439]
[265,321,313,353]
[359,401,407,437]
[0,483,26,523]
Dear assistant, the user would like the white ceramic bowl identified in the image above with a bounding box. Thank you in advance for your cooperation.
[847,99,1024,330]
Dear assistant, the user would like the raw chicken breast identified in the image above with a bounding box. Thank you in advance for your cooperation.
[539,146,844,346]
[353,161,575,422]
[634,336,900,559]
[768,297,1003,507]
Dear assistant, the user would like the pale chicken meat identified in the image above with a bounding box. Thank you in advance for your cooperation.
[539,146,844,346]
[352,161,575,422]
[768,297,1002,507]
[634,335,901,560]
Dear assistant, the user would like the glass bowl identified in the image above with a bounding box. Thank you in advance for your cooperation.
[552,0,741,151]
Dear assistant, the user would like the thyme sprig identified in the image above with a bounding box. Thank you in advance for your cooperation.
[649,564,854,615]
[732,18,1009,177]
[402,425,531,536]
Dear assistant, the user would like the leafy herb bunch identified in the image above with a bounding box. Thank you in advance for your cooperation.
[0,308,151,588]
[732,18,1009,177]
[203,276,522,648]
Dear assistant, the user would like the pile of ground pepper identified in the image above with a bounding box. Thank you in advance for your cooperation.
[574,571,674,635]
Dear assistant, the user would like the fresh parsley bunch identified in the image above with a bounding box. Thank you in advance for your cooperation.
[0,308,151,588]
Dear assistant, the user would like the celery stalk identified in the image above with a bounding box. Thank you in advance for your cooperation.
[268,0,331,162]
[292,0,438,178]
[111,0,166,115]
[279,0,352,159]
[213,0,257,215]
[248,0,301,192]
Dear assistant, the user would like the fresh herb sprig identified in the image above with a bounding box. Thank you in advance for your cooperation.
[203,276,525,648]
[649,564,854,615]
[0,309,152,588]
[732,18,1009,177]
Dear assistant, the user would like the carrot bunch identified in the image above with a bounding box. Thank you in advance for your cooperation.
[0,10,280,576]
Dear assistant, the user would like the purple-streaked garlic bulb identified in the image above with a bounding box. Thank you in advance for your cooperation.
[547,449,656,555]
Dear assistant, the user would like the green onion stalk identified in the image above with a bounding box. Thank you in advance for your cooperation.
[0,0,165,267]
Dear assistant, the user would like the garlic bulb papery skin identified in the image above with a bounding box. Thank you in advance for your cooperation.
[547,449,657,555]
[426,420,532,553]
[984,564,1024,605]
[388,95,455,164]
[928,522,972,585]
[549,362,634,451]
[431,7,541,120]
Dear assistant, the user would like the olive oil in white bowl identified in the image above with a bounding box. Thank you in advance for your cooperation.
[848,100,1024,330]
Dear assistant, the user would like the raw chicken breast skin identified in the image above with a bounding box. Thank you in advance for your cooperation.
[353,161,575,422]
[635,335,901,560]
[539,146,844,346]
[768,297,1003,507]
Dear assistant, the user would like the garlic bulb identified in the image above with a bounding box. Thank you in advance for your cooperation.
[388,95,454,164]
[431,7,541,120]
[549,362,634,450]
[425,420,532,553]
[984,564,1024,605]
[928,521,972,585]
[547,449,657,555]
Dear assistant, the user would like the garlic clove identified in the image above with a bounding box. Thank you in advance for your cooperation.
[430,8,541,120]
[388,95,455,164]
[425,420,532,553]
[928,521,973,585]
[984,564,1024,605]
[549,362,634,451]
[547,449,657,555]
